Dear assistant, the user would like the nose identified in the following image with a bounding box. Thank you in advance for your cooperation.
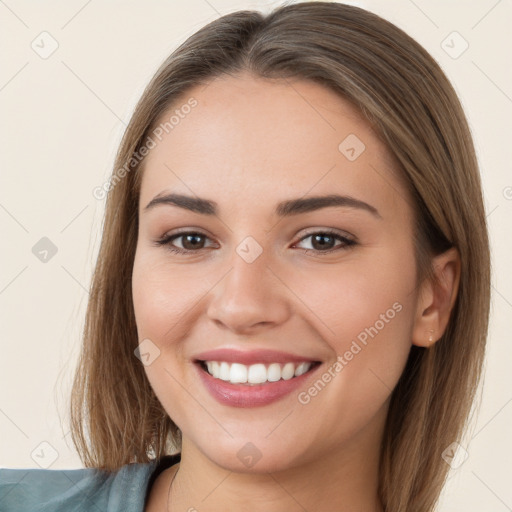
[206,247,291,334]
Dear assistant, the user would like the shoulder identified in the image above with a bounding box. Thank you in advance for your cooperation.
[0,460,159,512]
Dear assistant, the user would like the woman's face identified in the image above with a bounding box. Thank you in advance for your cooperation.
[132,72,420,473]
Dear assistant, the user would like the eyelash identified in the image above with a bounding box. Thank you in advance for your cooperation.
[153,229,357,256]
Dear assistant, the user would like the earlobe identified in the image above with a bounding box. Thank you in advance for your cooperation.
[411,247,461,348]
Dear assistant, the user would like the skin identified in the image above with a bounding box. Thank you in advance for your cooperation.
[133,71,460,511]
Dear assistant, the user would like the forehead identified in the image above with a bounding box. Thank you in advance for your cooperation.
[138,72,410,220]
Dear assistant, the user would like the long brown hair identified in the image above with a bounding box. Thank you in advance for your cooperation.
[69,2,491,510]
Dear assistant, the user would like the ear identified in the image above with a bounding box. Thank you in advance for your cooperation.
[412,247,461,347]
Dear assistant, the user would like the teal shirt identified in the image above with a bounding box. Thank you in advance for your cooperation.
[0,453,180,511]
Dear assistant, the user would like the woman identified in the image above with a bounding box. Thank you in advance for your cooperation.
[0,2,490,511]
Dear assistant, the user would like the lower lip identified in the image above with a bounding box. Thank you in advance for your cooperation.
[195,362,322,408]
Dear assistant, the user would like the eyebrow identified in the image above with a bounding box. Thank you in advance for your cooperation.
[144,192,382,219]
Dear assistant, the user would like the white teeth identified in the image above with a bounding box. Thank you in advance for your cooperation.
[230,363,248,383]
[219,362,230,381]
[202,360,314,384]
[294,362,310,377]
[248,363,267,384]
[281,362,295,380]
[267,363,281,382]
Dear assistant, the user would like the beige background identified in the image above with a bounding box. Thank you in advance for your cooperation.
[1,0,511,510]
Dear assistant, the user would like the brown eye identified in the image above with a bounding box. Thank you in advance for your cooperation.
[176,233,207,250]
[154,231,214,254]
[154,229,356,256]
[295,230,356,255]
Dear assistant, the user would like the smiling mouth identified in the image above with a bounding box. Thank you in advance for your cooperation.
[196,360,322,386]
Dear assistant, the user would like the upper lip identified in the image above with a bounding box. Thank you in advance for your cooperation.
[193,348,321,365]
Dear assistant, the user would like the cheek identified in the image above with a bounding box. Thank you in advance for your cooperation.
[292,246,416,342]
[131,252,201,427]
[285,256,416,448]
[289,246,417,394]
[131,250,208,341]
